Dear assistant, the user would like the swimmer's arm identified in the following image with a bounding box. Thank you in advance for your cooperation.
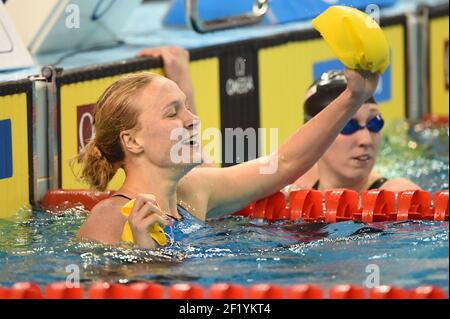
[180,69,379,219]
[195,90,371,219]
[380,178,422,192]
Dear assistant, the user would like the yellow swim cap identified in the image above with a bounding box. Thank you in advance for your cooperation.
[312,6,390,74]
[121,198,167,247]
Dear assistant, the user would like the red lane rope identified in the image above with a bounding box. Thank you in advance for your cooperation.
[40,188,449,223]
[16,190,447,300]
[234,189,449,223]
[41,189,114,212]
[0,282,446,299]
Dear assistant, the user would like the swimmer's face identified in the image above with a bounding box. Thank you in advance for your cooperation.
[131,77,201,168]
[319,103,382,184]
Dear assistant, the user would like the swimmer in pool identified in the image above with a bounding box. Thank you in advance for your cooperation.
[76,56,380,249]
[293,70,421,193]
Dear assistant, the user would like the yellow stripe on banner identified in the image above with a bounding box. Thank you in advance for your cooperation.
[259,42,307,154]
[430,16,449,116]
[0,93,30,218]
[379,25,406,122]
[190,58,221,166]
[259,25,406,149]
[60,68,162,190]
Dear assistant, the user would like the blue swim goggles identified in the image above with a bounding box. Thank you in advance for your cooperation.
[341,115,385,135]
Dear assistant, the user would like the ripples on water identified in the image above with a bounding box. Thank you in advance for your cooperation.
[0,211,448,291]
[0,120,448,291]
[375,119,449,191]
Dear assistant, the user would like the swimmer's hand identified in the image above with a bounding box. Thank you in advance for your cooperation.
[344,68,380,103]
[137,47,192,93]
[136,46,197,115]
[125,194,172,249]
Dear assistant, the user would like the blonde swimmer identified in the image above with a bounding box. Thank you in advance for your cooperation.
[77,8,381,249]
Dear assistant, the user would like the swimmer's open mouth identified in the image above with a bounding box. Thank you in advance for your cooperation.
[182,135,199,147]
[353,154,372,162]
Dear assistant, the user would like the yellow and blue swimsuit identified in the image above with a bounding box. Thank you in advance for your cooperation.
[113,194,203,246]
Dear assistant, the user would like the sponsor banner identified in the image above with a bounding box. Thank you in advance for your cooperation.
[0,119,12,179]
[189,57,222,166]
[430,14,449,116]
[77,104,95,154]
[220,49,260,166]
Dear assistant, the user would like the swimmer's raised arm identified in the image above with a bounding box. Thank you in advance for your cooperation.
[180,69,380,220]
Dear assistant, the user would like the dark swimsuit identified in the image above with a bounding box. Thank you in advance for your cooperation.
[112,193,184,221]
[312,177,388,191]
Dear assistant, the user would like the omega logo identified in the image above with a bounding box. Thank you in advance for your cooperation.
[226,56,254,96]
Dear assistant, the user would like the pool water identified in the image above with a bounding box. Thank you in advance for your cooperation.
[375,119,449,192]
[0,211,448,292]
[0,120,448,292]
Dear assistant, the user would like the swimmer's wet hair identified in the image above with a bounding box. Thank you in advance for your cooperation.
[304,70,376,122]
[75,72,163,191]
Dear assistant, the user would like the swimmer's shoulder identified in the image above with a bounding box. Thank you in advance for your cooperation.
[380,178,421,192]
[76,196,127,245]
[177,166,220,221]
[293,164,319,189]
